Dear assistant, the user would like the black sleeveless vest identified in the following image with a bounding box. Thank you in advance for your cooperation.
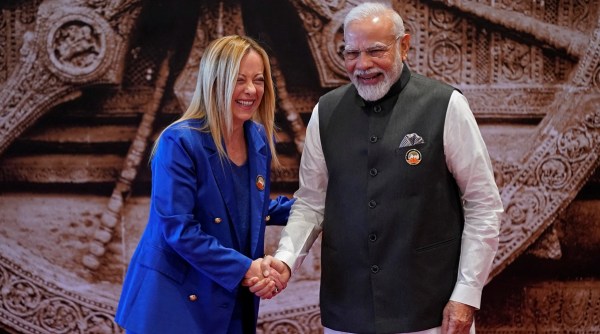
[318,65,464,333]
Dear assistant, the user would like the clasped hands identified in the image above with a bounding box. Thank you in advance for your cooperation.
[242,255,290,299]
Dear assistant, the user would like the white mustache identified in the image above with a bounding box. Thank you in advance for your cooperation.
[354,69,382,77]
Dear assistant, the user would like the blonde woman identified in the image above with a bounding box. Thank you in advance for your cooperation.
[115,35,293,334]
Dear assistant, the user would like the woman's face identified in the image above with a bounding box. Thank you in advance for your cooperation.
[231,50,265,128]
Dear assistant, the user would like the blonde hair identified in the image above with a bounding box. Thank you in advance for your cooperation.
[153,35,279,166]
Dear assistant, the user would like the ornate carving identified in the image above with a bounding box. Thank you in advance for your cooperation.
[463,87,556,119]
[504,188,546,228]
[0,1,141,157]
[428,37,462,83]
[526,224,562,259]
[427,6,464,84]
[258,304,322,334]
[299,0,347,19]
[431,0,590,59]
[557,126,594,162]
[477,281,600,331]
[272,57,306,154]
[271,166,300,183]
[499,39,530,82]
[48,20,104,78]
[0,11,7,83]
[0,156,120,183]
[584,104,600,129]
[592,63,600,91]
[41,8,117,83]
[536,155,572,190]
[173,1,244,109]
[0,254,122,334]
[291,0,577,90]
[492,92,600,278]
[18,1,39,25]
[491,159,521,190]
[0,1,43,85]
[573,0,595,33]
[1,1,600,334]
[83,56,171,270]
[290,0,359,87]
[0,58,81,154]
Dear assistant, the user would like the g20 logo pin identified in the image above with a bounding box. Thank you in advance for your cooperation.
[405,149,422,165]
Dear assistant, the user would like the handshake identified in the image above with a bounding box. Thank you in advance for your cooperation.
[242,255,291,299]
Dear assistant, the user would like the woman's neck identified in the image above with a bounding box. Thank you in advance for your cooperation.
[224,126,247,166]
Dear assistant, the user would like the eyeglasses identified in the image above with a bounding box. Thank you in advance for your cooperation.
[341,35,401,61]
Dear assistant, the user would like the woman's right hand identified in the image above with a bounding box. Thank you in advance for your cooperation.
[242,256,290,299]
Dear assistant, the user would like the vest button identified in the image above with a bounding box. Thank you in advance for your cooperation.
[369,168,378,176]
[370,136,378,143]
[371,265,380,273]
[189,294,198,301]
[373,105,382,113]
[368,200,377,208]
[214,217,222,224]
[369,233,377,242]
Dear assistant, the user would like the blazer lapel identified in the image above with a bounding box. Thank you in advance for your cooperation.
[204,136,241,248]
[245,121,267,256]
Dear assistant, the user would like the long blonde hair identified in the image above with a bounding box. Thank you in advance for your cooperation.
[153,35,279,166]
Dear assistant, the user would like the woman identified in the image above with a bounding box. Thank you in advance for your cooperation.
[115,35,294,334]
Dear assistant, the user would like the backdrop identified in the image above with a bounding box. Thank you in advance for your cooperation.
[0,0,599,333]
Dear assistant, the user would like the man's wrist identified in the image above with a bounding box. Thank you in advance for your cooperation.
[274,251,297,273]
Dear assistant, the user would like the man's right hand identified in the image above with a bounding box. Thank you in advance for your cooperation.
[242,255,291,299]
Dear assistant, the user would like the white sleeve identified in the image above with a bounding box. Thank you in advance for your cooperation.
[274,103,328,272]
[444,91,504,309]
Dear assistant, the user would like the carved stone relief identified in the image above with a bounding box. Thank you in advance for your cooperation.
[0,0,141,155]
[0,254,120,334]
[0,1,599,333]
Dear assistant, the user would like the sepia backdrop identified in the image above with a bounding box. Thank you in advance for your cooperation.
[1,0,599,333]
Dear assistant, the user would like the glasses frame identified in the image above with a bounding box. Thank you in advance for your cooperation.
[341,35,402,61]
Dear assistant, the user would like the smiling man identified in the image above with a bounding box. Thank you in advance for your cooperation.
[251,2,504,334]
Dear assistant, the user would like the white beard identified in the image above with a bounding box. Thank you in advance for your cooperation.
[351,60,403,101]
[353,78,390,101]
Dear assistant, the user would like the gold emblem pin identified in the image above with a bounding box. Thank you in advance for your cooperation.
[405,149,422,165]
[256,175,265,191]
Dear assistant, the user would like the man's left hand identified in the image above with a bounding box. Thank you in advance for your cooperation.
[441,300,475,334]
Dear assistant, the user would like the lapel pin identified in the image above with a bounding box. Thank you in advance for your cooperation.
[405,149,422,165]
[256,175,265,191]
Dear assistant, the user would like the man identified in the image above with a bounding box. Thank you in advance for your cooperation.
[250,2,503,333]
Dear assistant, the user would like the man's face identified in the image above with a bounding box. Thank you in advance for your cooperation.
[343,15,410,101]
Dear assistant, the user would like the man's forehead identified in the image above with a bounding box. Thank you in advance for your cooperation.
[344,32,395,47]
[344,17,393,40]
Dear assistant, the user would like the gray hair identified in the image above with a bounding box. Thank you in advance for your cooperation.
[343,2,405,37]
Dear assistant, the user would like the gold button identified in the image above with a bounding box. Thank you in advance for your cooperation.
[214,217,222,224]
[189,294,198,301]
[265,215,271,222]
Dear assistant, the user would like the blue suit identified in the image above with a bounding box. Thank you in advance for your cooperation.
[115,119,293,334]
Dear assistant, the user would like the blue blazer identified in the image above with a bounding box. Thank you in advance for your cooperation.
[115,119,293,334]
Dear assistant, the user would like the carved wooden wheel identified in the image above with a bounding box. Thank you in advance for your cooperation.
[0,0,599,333]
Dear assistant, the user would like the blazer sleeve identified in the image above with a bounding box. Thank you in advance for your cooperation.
[151,128,251,292]
[267,196,295,226]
